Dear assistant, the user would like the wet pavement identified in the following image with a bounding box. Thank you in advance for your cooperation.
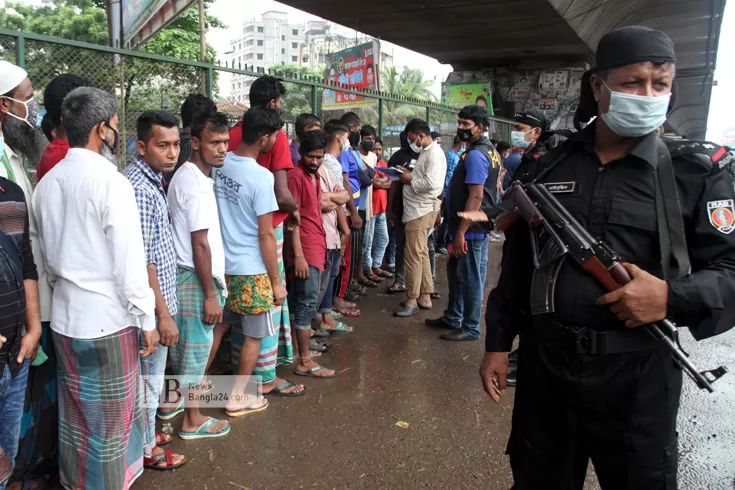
[138,242,735,490]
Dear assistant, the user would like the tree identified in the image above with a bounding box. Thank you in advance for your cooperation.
[268,63,323,122]
[0,0,225,113]
[379,66,436,126]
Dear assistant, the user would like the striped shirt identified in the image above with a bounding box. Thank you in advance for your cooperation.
[125,158,178,316]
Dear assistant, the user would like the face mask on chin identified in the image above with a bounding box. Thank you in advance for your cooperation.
[600,80,671,138]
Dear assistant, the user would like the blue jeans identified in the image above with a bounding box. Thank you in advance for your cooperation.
[0,360,30,490]
[139,337,168,457]
[442,238,489,337]
[369,213,389,270]
[362,217,376,270]
[318,250,342,313]
[289,265,322,331]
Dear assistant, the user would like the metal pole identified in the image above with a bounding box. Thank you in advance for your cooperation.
[16,33,25,69]
[118,1,126,166]
[310,84,318,117]
[199,0,207,93]
[206,67,214,99]
[426,106,430,124]
[378,97,384,140]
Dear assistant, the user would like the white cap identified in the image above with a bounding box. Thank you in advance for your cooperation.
[0,60,28,96]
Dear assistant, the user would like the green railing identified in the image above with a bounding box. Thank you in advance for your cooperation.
[0,28,514,164]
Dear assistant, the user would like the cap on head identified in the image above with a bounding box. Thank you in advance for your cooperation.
[596,26,676,72]
[0,60,27,95]
[513,109,548,131]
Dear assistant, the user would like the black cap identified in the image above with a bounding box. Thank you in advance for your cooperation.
[596,26,675,72]
[514,109,548,131]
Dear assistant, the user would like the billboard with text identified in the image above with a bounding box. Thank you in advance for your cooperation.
[322,41,379,110]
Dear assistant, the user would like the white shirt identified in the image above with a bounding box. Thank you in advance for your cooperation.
[32,148,156,339]
[2,145,52,322]
[403,141,447,223]
[168,162,226,285]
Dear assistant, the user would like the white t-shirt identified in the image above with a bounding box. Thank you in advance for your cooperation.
[167,162,226,285]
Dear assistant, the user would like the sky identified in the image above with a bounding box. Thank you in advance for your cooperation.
[704,1,734,143]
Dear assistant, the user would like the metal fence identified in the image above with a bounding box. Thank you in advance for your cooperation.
[0,28,513,165]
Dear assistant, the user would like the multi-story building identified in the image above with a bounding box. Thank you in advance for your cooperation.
[301,20,394,73]
[228,11,306,102]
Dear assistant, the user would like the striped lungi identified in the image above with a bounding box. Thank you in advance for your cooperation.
[52,327,145,490]
[169,267,224,384]
[232,223,294,382]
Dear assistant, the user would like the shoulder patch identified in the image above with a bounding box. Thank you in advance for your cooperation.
[707,199,735,235]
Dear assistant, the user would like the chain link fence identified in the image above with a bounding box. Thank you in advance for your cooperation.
[1,29,513,168]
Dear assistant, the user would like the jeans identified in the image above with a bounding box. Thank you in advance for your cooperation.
[443,237,489,337]
[362,217,376,270]
[139,337,168,457]
[0,360,30,490]
[289,265,322,331]
[369,213,389,270]
[387,224,396,266]
[394,220,406,284]
[318,250,342,313]
[437,219,450,249]
[428,232,436,282]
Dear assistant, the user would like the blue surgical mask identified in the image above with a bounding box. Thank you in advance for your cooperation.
[511,130,532,150]
[600,81,671,137]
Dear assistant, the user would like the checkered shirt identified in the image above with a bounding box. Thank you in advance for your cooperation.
[125,157,178,315]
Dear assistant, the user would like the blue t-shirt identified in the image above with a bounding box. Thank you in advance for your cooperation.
[448,149,491,240]
[338,149,361,207]
[503,150,523,189]
[213,153,279,276]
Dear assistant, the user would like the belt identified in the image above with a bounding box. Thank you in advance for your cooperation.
[531,317,663,356]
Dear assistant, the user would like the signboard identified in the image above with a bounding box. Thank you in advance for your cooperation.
[322,41,379,110]
[539,70,569,92]
[440,82,493,114]
[122,0,195,48]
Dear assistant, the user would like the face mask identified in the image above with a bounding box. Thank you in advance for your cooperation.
[342,141,350,153]
[361,140,374,152]
[456,128,473,142]
[103,122,119,155]
[409,137,422,154]
[600,81,671,137]
[348,131,360,148]
[511,130,533,150]
[2,96,40,128]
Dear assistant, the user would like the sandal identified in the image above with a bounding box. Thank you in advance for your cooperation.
[334,307,360,317]
[156,399,185,421]
[364,271,382,282]
[310,338,331,352]
[431,292,441,299]
[317,322,353,335]
[178,417,231,440]
[225,396,269,418]
[144,448,187,471]
[263,381,305,397]
[156,432,173,447]
[375,269,394,279]
[387,282,407,294]
[351,283,369,293]
[294,365,336,379]
[344,290,362,302]
[358,278,380,288]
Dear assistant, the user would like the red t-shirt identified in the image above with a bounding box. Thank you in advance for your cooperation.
[37,138,70,182]
[372,159,388,215]
[286,163,326,271]
[229,123,293,227]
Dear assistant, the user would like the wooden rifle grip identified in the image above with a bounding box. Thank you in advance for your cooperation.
[496,210,520,231]
[582,257,622,292]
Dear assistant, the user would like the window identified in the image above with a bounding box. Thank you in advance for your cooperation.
[281,35,286,41]
[292,29,298,35]
[245,26,254,33]
[257,54,263,60]
[281,48,285,54]
[238,43,242,50]
[257,26,263,33]
[246,39,254,46]
[257,40,263,46]
[292,42,298,49]
[245,53,253,60]
[292,56,298,62]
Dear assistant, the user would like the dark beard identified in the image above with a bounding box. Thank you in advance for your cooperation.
[4,116,49,167]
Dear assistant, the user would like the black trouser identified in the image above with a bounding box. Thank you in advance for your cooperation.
[508,323,682,490]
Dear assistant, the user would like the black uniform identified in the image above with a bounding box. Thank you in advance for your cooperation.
[486,122,735,489]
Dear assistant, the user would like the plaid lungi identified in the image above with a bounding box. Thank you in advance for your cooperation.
[232,223,294,382]
[52,327,145,490]
[169,267,224,384]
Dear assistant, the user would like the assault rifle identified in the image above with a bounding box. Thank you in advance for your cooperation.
[496,182,728,392]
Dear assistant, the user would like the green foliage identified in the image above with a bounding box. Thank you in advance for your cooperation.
[380,65,436,126]
[0,0,224,116]
[269,63,323,122]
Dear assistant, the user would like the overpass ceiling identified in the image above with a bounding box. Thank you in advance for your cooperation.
[281,0,725,139]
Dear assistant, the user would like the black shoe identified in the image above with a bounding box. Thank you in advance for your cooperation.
[506,369,517,387]
[440,329,479,341]
[425,317,460,330]
[508,349,519,367]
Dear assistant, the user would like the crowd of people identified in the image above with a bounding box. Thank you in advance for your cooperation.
[0,56,537,490]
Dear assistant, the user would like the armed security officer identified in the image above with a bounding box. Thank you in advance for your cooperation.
[479,26,735,489]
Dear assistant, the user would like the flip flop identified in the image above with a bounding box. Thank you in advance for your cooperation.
[310,338,331,352]
[334,307,360,317]
[358,278,379,288]
[387,283,407,294]
[156,432,173,447]
[344,291,362,302]
[317,322,353,335]
[263,381,305,398]
[156,399,185,421]
[294,365,336,378]
[331,311,344,320]
[375,269,394,279]
[144,449,187,471]
[430,292,441,299]
[225,397,269,418]
[178,417,231,440]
